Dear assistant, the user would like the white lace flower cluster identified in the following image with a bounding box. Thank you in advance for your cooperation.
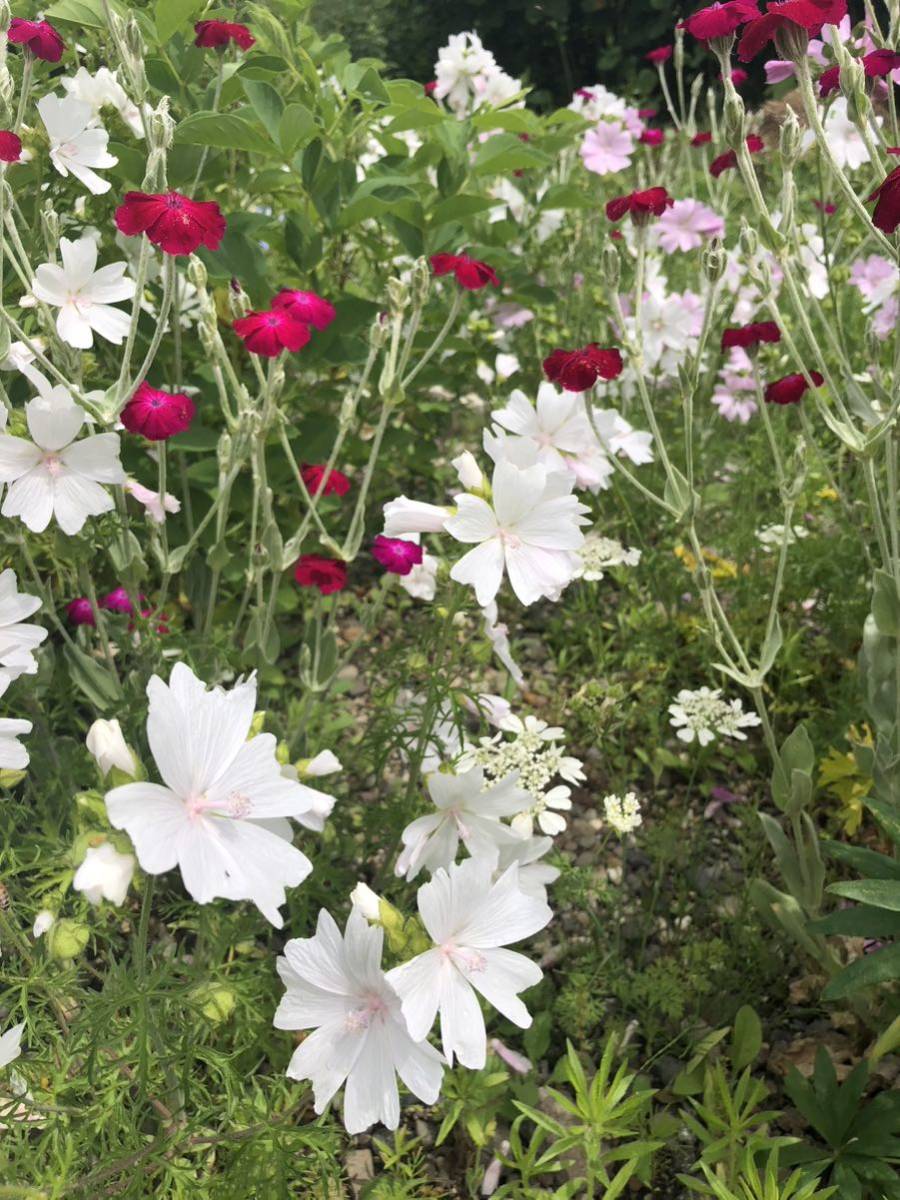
[575,533,641,581]
[0,570,48,771]
[668,687,762,747]
[433,31,521,118]
[603,792,643,835]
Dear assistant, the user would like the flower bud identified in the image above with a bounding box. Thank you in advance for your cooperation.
[387,276,409,312]
[778,107,803,164]
[48,919,90,962]
[0,3,10,32]
[40,202,60,258]
[0,768,25,788]
[72,842,135,907]
[86,719,138,780]
[187,255,207,291]
[452,450,484,491]
[739,219,759,260]
[601,242,620,288]
[227,282,250,320]
[350,881,382,922]
[674,24,685,73]
[702,239,727,283]
[33,910,54,938]
[369,311,390,350]
[411,256,431,304]
[723,94,746,144]
[193,983,236,1023]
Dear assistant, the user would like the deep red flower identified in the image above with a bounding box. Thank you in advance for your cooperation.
[819,65,841,97]
[424,80,438,96]
[678,2,760,43]
[640,129,665,146]
[646,46,673,64]
[300,464,351,497]
[121,382,195,441]
[194,20,255,50]
[7,18,65,62]
[638,107,658,119]
[100,587,137,615]
[430,253,499,290]
[66,598,95,626]
[863,49,900,78]
[294,555,347,595]
[764,371,824,405]
[0,131,21,162]
[543,344,624,392]
[813,199,837,213]
[868,165,900,235]
[738,0,848,62]
[115,191,226,256]
[709,134,764,176]
[372,535,423,576]
[692,131,714,145]
[731,67,749,85]
[272,288,337,331]
[606,186,674,223]
[233,309,311,357]
[888,147,900,157]
[721,321,781,350]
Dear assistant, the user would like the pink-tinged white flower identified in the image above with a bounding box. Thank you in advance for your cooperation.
[819,97,872,171]
[86,718,137,778]
[712,363,758,423]
[383,496,453,537]
[60,66,145,136]
[37,94,117,195]
[72,842,135,906]
[849,254,898,311]
[394,533,439,602]
[656,198,725,253]
[125,478,180,524]
[446,459,590,607]
[580,122,634,176]
[387,858,551,1069]
[482,602,525,688]
[274,909,443,1134]
[395,766,531,881]
[491,384,612,492]
[764,59,795,83]
[496,835,559,903]
[433,31,498,115]
[0,389,125,535]
[873,295,899,341]
[0,1023,24,1071]
[31,236,134,349]
[106,664,331,927]
[0,570,47,683]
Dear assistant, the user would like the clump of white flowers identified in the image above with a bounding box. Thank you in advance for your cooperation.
[575,534,641,581]
[756,523,810,551]
[668,687,762,747]
[603,792,643,835]
[432,31,521,118]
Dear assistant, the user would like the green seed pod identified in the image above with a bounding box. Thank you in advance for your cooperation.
[48,919,90,962]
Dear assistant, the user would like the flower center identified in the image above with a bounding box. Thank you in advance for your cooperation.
[343,992,388,1032]
[443,943,487,974]
[43,453,63,476]
[498,528,521,551]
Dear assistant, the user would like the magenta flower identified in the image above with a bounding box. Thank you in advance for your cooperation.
[372,535,424,577]
[114,191,226,257]
[67,597,95,626]
[8,18,65,62]
[232,308,311,357]
[121,383,195,441]
[0,131,22,163]
[273,289,337,331]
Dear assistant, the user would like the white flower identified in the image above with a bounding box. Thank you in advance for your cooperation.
[106,663,331,927]
[278,762,336,833]
[396,766,531,881]
[86,718,137,778]
[636,292,699,364]
[433,32,498,116]
[495,353,520,380]
[668,687,762,746]
[32,236,134,349]
[0,341,51,394]
[0,388,125,535]
[72,842,135,906]
[0,716,31,769]
[496,835,559,902]
[819,96,871,171]
[603,792,643,835]
[274,909,443,1134]
[125,479,180,524]
[656,199,725,253]
[587,409,655,467]
[388,859,551,1068]
[383,496,452,536]
[400,550,439,602]
[511,785,572,837]
[756,523,809,551]
[302,750,342,777]
[575,533,641,582]
[60,66,145,136]
[446,459,590,607]
[0,1022,24,1070]
[37,94,117,195]
[482,602,525,688]
[0,570,47,683]
[452,450,485,491]
[32,911,54,938]
[350,881,383,922]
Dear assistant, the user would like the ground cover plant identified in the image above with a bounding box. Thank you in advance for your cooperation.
[0,0,899,1196]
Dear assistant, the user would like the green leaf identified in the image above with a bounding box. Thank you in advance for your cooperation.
[175,112,280,156]
[865,795,900,846]
[45,0,118,26]
[821,838,900,880]
[828,880,900,912]
[63,645,123,710]
[823,943,900,999]
[155,0,205,43]
[430,193,496,224]
[279,103,316,155]
[872,569,900,637]
[730,1005,763,1071]
[473,133,552,176]
[242,79,284,144]
[812,905,900,937]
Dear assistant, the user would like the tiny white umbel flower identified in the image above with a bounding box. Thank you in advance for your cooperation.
[37,94,118,195]
[32,236,134,349]
[0,388,125,535]
[603,792,643,835]
[395,766,532,881]
[72,842,135,906]
[0,569,48,682]
[388,859,552,1069]
[0,1022,24,1070]
[445,459,590,607]
[86,719,137,778]
[106,664,332,927]
[274,909,443,1134]
[668,687,762,746]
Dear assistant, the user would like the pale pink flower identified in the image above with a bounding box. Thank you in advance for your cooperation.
[657,199,725,253]
[580,123,634,175]
[125,478,180,524]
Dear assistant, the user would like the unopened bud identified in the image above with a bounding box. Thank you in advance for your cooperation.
[602,242,620,288]
[227,282,250,320]
[779,107,803,163]
[148,97,174,154]
[387,276,409,312]
[217,432,233,470]
[723,93,746,144]
[40,202,60,257]
[411,256,431,304]
[48,919,90,962]
[369,311,390,350]
[702,239,727,283]
[187,254,207,291]
[193,983,236,1023]
[739,219,759,260]
[0,3,10,32]
[674,25,685,72]
[350,882,382,922]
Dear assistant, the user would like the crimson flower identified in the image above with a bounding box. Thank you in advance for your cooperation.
[294,555,347,595]
[430,253,499,290]
[371,535,423,576]
[543,344,624,392]
[868,165,900,235]
[115,191,226,256]
[0,131,22,163]
[709,134,764,176]
[273,288,337,331]
[679,2,760,42]
[194,20,255,50]
[640,129,665,146]
[7,18,65,62]
[692,131,714,145]
[738,0,848,63]
[721,321,780,350]
[813,199,837,213]
[731,68,749,85]
[863,49,900,78]
[66,598,95,626]
[424,80,438,96]
[646,46,673,64]
[819,65,841,97]
[888,147,900,157]
[121,382,195,441]
[638,107,658,119]
[300,464,351,497]
[606,186,674,223]
[764,371,824,405]
[233,308,311,357]
[100,587,137,615]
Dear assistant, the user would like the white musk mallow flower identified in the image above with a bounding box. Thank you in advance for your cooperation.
[445,459,590,607]
[72,842,135,906]
[395,766,532,881]
[37,93,117,194]
[32,236,134,349]
[86,718,137,778]
[0,1022,24,1070]
[0,569,47,681]
[0,388,125,535]
[274,909,443,1134]
[106,664,335,927]
[388,858,552,1069]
